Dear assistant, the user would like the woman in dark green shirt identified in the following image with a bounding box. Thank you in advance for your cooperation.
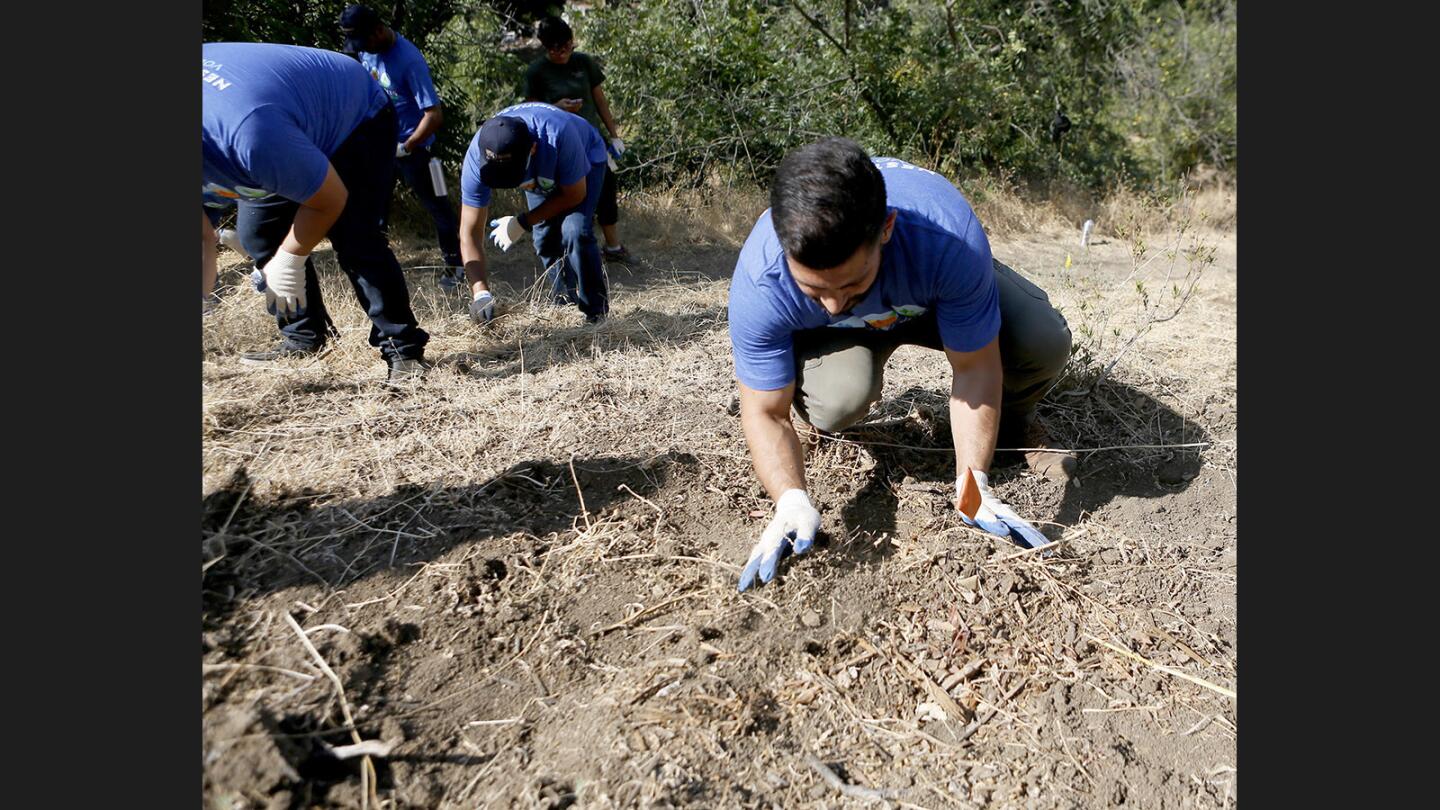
[525,16,633,262]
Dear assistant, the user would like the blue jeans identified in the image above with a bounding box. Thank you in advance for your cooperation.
[236,107,429,361]
[527,161,609,320]
[395,145,462,268]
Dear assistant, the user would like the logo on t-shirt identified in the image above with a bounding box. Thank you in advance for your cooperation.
[370,67,400,103]
[203,181,270,202]
[829,304,928,330]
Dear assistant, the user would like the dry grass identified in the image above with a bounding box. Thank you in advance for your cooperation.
[203,186,1236,809]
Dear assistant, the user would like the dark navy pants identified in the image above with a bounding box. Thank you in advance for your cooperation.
[236,106,428,361]
[527,160,609,320]
[394,145,462,268]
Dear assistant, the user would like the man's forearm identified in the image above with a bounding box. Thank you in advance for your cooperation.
[404,108,443,153]
[594,92,619,139]
[525,185,586,225]
[742,410,808,501]
[281,204,342,257]
[949,370,1002,477]
[459,226,489,292]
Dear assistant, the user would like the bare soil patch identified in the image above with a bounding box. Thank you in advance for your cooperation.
[203,198,1236,808]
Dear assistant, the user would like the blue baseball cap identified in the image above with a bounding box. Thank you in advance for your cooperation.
[477,116,535,188]
[339,5,382,54]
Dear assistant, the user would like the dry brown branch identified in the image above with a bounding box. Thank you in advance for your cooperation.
[593,590,705,636]
[283,612,378,808]
[804,753,904,804]
[953,678,1028,744]
[1087,635,1236,699]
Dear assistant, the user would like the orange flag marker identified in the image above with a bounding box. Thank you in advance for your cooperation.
[956,466,982,519]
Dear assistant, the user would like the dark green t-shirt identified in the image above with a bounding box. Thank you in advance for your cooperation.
[524,51,607,135]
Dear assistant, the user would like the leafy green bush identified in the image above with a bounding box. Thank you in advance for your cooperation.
[202,0,1236,195]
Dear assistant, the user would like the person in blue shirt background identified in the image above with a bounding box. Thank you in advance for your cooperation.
[457,102,610,324]
[340,5,465,290]
[202,42,430,382]
[728,137,1076,591]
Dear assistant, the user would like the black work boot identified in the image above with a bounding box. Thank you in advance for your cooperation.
[386,355,431,384]
[239,342,323,366]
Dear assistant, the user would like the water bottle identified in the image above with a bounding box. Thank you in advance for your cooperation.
[428,157,447,197]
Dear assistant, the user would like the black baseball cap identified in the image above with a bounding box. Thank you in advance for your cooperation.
[339,5,382,54]
[477,116,535,188]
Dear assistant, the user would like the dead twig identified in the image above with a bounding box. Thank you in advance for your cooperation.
[284,612,379,809]
[804,753,903,804]
[1088,635,1236,699]
[569,453,593,532]
[593,590,705,636]
[954,678,1028,744]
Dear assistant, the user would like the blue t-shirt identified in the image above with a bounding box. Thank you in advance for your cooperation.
[459,102,609,208]
[202,42,390,207]
[728,157,1000,391]
[359,34,441,150]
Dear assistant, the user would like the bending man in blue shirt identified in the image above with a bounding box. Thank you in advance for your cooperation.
[340,5,465,288]
[201,42,429,382]
[729,138,1075,591]
[457,102,610,324]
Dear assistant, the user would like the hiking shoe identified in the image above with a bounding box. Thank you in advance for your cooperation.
[386,356,431,383]
[438,267,464,292]
[602,245,635,263]
[239,343,322,366]
[999,415,1077,482]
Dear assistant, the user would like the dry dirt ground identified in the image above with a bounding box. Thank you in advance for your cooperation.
[202,192,1237,809]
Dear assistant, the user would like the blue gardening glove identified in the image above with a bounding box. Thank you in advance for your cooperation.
[958,470,1052,549]
[469,290,495,325]
[739,489,821,592]
[609,137,625,157]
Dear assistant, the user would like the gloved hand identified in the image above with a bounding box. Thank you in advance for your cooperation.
[739,489,821,592]
[215,228,250,258]
[469,290,495,325]
[489,216,530,252]
[610,137,625,157]
[396,142,411,158]
[254,247,308,318]
[956,470,1052,549]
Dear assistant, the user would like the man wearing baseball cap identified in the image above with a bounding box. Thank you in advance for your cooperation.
[201,42,430,383]
[458,102,610,324]
[339,5,465,290]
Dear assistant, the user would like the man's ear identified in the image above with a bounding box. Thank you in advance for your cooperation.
[879,209,898,245]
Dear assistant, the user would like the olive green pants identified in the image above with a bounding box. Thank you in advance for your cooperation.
[792,259,1071,434]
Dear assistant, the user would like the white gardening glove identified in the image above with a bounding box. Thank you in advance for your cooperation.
[488,216,529,252]
[215,228,250,258]
[396,142,411,158]
[255,247,308,318]
[957,470,1052,549]
[610,137,625,157]
[738,489,821,592]
[469,290,495,325]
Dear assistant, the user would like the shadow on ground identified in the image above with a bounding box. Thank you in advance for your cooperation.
[815,375,1208,553]
[202,451,703,624]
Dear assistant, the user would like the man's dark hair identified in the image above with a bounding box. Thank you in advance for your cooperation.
[536,16,573,48]
[770,137,887,269]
